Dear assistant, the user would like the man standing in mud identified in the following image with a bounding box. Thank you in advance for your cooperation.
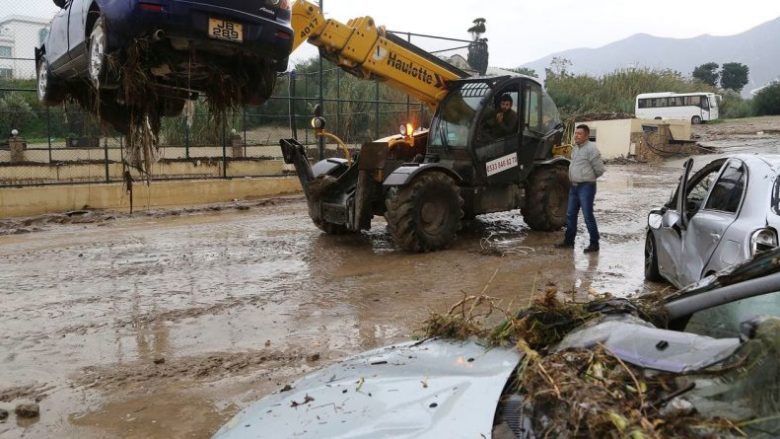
[557,124,605,253]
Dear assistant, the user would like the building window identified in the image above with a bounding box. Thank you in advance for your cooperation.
[0,68,12,79]
[0,46,11,58]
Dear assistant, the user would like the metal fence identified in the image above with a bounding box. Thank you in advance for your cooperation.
[0,66,431,187]
[0,9,476,187]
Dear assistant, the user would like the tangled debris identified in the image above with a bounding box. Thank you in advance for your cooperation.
[64,36,269,181]
[422,287,779,438]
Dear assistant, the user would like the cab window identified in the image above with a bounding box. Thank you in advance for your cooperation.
[524,84,543,133]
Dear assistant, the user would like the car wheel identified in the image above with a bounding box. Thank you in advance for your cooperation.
[37,53,65,105]
[88,16,109,85]
[644,232,663,282]
[691,115,702,125]
[521,165,569,231]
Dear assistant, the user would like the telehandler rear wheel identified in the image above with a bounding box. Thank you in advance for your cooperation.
[521,165,569,231]
[385,172,463,252]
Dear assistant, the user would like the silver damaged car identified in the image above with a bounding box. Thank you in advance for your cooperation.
[645,154,780,288]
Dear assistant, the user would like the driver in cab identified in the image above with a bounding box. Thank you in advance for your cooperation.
[486,94,518,139]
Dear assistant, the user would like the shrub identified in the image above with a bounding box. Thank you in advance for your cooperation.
[753,82,780,116]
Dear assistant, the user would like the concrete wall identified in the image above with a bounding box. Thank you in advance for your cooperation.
[0,159,289,185]
[0,176,302,218]
[575,119,693,159]
[0,144,283,163]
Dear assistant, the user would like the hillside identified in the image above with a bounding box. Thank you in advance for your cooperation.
[519,16,780,95]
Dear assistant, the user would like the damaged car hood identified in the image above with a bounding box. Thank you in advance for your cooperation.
[214,339,522,438]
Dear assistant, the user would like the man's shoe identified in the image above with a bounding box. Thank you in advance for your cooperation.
[583,245,600,254]
[555,241,574,249]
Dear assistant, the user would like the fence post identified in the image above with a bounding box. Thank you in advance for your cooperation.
[336,68,341,138]
[318,37,325,159]
[222,119,228,178]
[184,115,190,159]
[103,136,110,183]
[304,70,309,145]
[406,32,412,121]
[46,106,52,163]
[374,80,380,139]
[289,70,297,140]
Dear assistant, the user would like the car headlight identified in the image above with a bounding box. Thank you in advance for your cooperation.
[750,228,778,256]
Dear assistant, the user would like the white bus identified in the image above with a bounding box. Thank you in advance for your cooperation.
[635,92,722,124]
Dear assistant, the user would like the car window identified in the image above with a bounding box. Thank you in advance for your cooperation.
[686,168,720,213]
[704,162,746,213]
[773,176,780,216]
[684,290,780,338]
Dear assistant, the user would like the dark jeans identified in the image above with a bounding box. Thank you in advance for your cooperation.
[564,182,599,247]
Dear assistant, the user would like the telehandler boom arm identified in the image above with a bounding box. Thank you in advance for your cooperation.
[290,0,470,107]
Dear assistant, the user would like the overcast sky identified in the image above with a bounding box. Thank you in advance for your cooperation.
[8,0,780,68]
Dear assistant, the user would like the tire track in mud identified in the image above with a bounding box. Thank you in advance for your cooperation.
[72,349,309,392]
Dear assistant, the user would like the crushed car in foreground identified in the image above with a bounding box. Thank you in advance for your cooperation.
[215,248,780,438]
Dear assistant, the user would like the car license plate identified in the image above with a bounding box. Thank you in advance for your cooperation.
[209,18,243,43]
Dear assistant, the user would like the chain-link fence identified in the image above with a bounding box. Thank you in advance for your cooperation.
[0,10,480,187]
[0,67,429,187]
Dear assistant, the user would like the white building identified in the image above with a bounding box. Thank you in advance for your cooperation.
[0,15,51,79]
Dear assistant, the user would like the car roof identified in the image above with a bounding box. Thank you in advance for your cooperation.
[728,153,780,172]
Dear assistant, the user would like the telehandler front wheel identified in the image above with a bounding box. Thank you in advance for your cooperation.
[521,165,569,231]
[385,173,463,252]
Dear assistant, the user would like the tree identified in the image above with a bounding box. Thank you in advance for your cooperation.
[720,62,749,92]
[753,81,780,116]
[545,57,572,81]
[692,62,719,86]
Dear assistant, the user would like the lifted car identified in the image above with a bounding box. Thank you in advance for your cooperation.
[36,0,293,131]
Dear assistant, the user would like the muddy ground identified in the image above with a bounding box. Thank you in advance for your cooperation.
[2,117,780,438]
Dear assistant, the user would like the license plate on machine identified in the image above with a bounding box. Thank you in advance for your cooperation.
[209,18,243,42]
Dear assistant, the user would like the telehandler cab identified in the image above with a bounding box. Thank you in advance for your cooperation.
[282,0,570,252]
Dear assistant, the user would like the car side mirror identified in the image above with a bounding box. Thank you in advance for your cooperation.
[662,210,681,229]
[53,0,66,8]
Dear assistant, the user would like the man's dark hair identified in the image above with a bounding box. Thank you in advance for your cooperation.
[576,124,590,134]
[500,94,513,105]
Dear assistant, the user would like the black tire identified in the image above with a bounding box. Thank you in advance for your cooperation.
[691,115,702,125]
[385,172,463,252]
[644,232,663,282]
[521,165,569,231]
[36,53,65,105]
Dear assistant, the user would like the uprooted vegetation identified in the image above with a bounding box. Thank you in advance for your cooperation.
[422,289,780,438]
[66,37,273,180]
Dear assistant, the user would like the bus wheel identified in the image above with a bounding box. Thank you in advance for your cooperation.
[691,115,702,125]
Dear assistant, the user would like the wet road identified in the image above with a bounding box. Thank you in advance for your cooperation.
[1,163,678,438]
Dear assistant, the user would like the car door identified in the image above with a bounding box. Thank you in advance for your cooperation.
[679,160,746,284]
[47,1,71,71]
[67,0,88,68]
[655,159,725,286]
[474,85,523,186]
